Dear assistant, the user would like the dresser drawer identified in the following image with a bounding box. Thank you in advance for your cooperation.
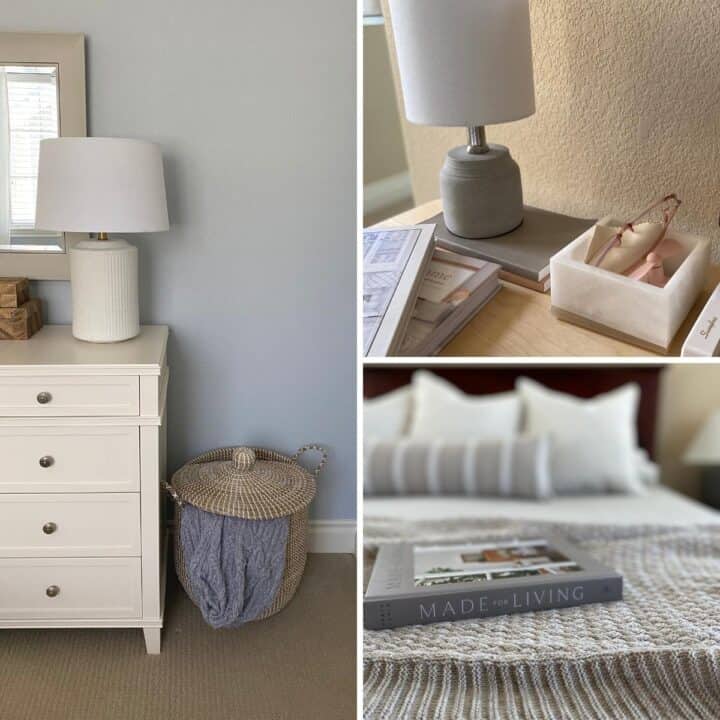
[0,426,139,493]
[0,493,140,557]
[0,557,141,619]
[0,376,139,417]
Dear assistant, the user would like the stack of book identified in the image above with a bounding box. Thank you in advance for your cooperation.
[428,207,594,293]
[399,248,499,356]
[363,225,500,357]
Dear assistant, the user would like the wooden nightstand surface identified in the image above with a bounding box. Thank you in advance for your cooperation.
[377,199,720,357]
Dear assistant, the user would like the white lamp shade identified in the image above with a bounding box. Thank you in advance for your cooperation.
[389,0,535,127]
[685,410,720,465]
[35,137,169,233]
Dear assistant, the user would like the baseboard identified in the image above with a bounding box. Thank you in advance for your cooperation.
[308,520,356,554]
[364,170,412,215]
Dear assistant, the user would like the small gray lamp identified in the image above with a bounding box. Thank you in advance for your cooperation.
[684,410,720,508]
[389,0,536,239]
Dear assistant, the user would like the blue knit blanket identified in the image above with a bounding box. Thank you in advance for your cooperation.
[181,505,289,628]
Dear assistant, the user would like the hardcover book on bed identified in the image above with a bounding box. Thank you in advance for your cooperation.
[364,537,622,630]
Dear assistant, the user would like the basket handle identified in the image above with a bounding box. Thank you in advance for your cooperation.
[162,480,183,507]
[292,445,328,477]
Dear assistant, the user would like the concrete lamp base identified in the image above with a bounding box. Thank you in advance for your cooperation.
[440,143,524,239]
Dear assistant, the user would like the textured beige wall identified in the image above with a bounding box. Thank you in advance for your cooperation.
[382,0,720,258]
[363,24,408,186]
[657,365,720,498]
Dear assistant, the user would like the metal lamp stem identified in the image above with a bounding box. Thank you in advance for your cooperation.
[467,126,489,155]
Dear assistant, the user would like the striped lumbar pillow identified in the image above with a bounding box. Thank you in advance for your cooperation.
[364,436,552,499]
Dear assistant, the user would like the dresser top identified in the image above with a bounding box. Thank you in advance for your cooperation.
[0,325,168,376]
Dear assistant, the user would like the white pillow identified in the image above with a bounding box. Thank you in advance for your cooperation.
[363,385,412,440]
[635,448,659,485]
[408,371,520,441]
[517,377,643,494]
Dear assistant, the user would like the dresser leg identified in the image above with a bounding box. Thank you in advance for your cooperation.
[143,627,161,654]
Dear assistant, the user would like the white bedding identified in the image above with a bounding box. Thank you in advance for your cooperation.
[364,484,719,525]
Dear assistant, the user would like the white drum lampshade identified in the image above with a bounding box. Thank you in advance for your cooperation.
[389,0,536,238]
[36,138,169,342]
[390,0,535,127]
[685,411,720,466]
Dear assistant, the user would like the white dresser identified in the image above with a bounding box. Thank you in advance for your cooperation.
[0,325,168,654]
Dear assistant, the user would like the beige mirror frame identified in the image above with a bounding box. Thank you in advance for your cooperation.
[0,32,86,280]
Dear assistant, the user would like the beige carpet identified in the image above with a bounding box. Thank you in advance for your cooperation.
[0,555,356,720]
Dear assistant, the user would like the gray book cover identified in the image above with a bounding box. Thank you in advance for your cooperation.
[364,537,622,630]
[427,207,595,281]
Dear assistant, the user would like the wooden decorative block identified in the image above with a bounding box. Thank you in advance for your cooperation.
[0,278,31,309]
[0,298,43,340]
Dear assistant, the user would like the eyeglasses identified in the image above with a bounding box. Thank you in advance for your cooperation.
[587,194,681,268]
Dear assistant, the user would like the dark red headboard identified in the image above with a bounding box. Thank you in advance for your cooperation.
[364,366,662,458]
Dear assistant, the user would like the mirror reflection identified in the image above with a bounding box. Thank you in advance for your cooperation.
[0,63,62,253]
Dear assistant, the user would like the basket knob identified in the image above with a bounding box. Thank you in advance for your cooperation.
[233,447,256,472]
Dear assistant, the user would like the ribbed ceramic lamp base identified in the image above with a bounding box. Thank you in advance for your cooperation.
[69,239,140,343]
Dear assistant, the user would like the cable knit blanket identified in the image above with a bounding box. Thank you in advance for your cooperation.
[364,518,720,720]
[181,505,289,628]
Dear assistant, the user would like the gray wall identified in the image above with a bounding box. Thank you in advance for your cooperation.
[2,1,356,520]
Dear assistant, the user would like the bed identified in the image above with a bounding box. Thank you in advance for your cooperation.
[364,364,718,524]
[363,366,720,719]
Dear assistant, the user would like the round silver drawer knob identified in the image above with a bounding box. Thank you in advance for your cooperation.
[46,585,60,598]
[43,522,57,535]
[36,392,52,405]
[39,456,54,469]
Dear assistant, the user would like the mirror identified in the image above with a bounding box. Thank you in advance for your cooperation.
[0,33,86,280]
[0,64,62,253]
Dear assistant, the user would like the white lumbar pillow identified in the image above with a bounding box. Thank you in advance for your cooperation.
[408,370,520,441]
[517,377,643,494]
[364,434,552,499]
[364,385,412,440]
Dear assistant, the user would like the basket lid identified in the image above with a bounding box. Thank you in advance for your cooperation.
[171,446,318,519]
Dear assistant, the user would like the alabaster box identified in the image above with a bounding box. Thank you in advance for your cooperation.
[550,221,710,352]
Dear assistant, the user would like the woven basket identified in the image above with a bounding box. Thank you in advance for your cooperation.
[165,444,326,622]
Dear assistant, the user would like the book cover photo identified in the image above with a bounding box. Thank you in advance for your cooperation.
[363,224,435,357]
[364,537,623,630]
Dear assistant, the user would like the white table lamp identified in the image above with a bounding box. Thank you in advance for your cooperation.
[35,137,169,342]
[389,0,535,238]
[684,410,720,508]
